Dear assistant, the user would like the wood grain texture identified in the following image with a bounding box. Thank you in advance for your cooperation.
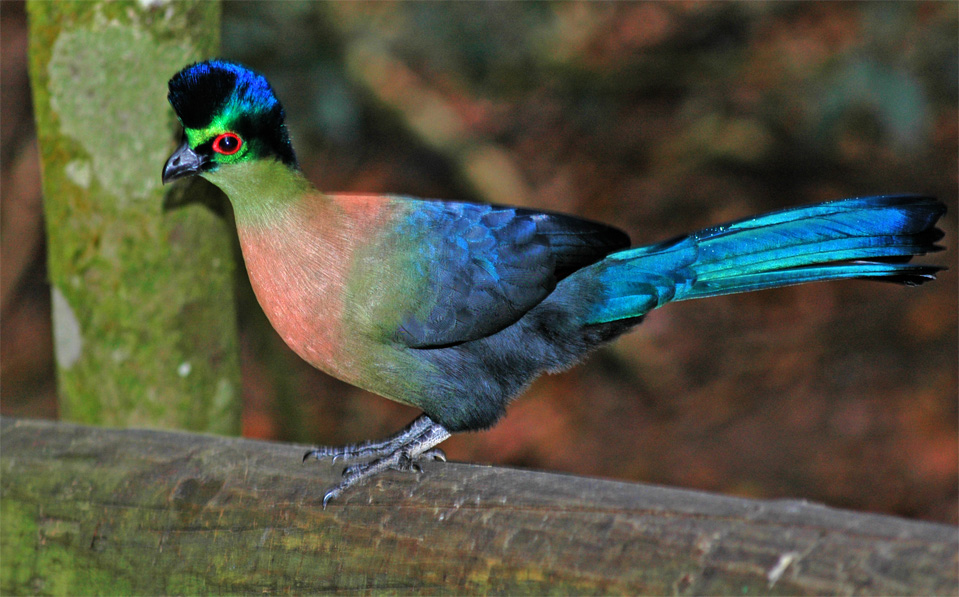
[2,417,955,595]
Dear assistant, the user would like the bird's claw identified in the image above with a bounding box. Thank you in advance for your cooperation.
[322,486,342,508]
[420,448,447,462]
[323,448,447,508]
[323,454,400,508]
[340,449,438,478]
[307,415,453,508]
[396,451,417,472]
[303,448,325,462]
[302,445,376,464]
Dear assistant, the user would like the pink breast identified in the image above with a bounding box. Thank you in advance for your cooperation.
[234,194,394,377]
[238,224,347,373]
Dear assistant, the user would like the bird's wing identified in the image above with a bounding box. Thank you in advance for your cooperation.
[385,199,630,348]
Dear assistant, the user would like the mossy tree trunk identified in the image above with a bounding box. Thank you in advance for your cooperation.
[27,0,241,434]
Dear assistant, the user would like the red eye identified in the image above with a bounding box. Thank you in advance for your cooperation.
[212,132,242,155]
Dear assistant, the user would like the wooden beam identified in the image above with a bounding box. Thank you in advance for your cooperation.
[1,417,955,594]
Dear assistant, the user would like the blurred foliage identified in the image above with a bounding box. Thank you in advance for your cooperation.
[2,1,956,523]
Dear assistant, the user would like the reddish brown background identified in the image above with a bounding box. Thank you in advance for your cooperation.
[2,2,956,523]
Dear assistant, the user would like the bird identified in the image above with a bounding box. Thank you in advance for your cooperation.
[162,60,946,506]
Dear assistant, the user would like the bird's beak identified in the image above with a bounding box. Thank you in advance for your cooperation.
[162,139,204,184]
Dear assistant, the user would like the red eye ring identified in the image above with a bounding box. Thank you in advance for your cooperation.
[212,132,242,155]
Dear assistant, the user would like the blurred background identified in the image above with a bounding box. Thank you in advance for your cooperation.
[2,2,956,522]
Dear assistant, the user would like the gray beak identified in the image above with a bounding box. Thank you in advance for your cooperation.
[162,139,205,184]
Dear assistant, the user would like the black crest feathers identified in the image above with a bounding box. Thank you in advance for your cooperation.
[167,60,297,167]
[168,61,240,130]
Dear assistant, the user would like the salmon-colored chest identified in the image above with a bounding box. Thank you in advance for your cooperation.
[233,195,395,380]
[237,216,351,374]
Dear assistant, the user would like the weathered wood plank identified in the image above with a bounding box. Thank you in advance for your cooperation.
[2,417,955,595]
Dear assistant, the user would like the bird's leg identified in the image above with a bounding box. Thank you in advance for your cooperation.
[303,414,452,507]
[303,414,442,463]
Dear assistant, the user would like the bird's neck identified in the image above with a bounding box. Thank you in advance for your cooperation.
[203,158,316,226]
[203,157,352,376]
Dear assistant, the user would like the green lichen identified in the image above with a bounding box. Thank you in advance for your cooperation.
[48,26,194,201]
[0,500,38,594]
[0,498,138,596]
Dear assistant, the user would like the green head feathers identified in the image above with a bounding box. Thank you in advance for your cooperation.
[163,60,297,183]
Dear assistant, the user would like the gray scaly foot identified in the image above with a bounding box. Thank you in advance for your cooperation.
[303,414,451,507]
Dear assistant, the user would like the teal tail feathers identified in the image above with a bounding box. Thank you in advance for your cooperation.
[588,195,946,325]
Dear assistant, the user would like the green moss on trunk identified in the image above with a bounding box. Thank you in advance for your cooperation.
[27,0,241,434]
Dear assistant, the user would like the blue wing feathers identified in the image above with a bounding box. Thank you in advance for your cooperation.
[394,200,629,348]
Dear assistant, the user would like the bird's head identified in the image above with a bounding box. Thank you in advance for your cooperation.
[162,60,297,184]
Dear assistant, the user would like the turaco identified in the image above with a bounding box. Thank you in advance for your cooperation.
[162,60,946,505]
